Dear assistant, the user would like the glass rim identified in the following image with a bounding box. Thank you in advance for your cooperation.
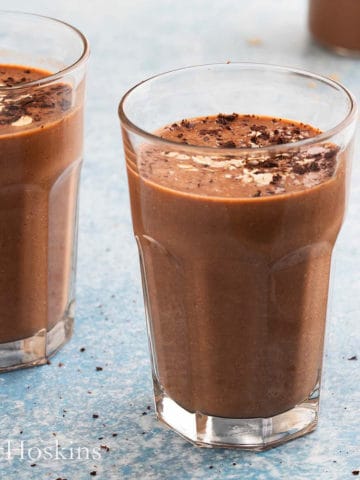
[119,62,358,154]
[0,10,89,91]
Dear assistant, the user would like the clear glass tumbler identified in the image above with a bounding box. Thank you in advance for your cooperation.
[119,63,357,449]
[0,12,89,371]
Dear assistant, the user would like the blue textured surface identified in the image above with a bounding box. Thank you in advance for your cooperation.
[0,0,359,478]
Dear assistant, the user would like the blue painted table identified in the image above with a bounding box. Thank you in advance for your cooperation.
[0,0,359,478]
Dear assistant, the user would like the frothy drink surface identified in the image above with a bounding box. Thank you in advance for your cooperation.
[0,65,83,344]
[126,112,346,419]
[140,114,338,197]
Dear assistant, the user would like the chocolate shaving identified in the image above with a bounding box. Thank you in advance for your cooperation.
[270,174,282,184]
[293,164,307,175]
[219,140,236,148]
[199,129,221,136]
[261,160,278,168]
[309,161,320,172]
[180,119,192,129]
[216,113,238,125]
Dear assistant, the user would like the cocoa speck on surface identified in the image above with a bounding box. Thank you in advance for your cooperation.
[270,174,282,184]
[199,128,221,136]
[293,164,307,175]
[180,119,192,129]
[247,37,263,46]
[348,355,358,361]
[261,160,278,168]
[216,113,238,125]
[219,140,236,148]
[96,366,103,371]
[309,161,321,172]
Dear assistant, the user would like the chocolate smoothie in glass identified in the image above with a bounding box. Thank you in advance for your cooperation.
[0,12,89,371]
[119,64,357,449]
[309,0,360,55]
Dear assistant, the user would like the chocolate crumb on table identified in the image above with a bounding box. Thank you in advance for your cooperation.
[247,37,263,46]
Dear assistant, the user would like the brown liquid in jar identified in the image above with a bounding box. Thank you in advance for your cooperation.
[309,0,360,54]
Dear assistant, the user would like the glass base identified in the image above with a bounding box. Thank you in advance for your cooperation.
[312,36,360,58]
[154,379,319,450]
[0,303,74,372]
[325,45,360,58]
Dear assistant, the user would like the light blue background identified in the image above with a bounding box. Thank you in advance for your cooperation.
[0,0,359,478]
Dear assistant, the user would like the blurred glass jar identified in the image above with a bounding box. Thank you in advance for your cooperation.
[309,0,360,55]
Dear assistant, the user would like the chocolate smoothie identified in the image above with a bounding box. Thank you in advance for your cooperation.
[0,65,83,347]
[309,0,360,53]
[125,114,345,419]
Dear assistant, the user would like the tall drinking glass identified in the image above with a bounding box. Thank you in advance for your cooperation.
[119,63,357,449]
[0,12,89,371]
